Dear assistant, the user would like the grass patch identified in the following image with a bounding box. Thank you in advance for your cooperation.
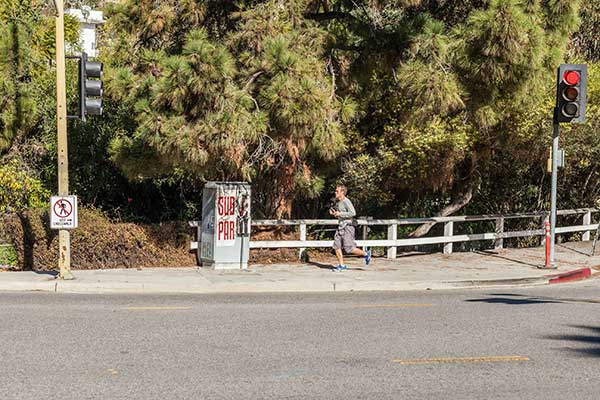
[0,244,17,267]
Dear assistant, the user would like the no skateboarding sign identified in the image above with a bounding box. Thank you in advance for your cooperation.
[50,196,78,229]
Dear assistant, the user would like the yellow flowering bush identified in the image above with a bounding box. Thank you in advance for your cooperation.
[0,160,49,212]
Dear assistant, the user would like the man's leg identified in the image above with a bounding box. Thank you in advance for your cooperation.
[345,225,371,266]
[333,230,346,270]
[335,248,344,266]
[350,248,365,257]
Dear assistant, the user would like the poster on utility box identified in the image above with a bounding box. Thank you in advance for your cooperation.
[215,189,236,247]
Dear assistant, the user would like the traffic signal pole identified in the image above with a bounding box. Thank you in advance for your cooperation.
[548,108,559,268]
[55,0,74,280]
[546,64,587,268]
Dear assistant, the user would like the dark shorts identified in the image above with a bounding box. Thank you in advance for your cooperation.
[333,225,357,253]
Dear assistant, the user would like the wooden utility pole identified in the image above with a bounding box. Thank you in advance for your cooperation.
[55,0,74,280]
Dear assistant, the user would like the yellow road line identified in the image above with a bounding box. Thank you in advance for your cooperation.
[392,356,529,365]
[124,306,192,311]
[353,304,433,308]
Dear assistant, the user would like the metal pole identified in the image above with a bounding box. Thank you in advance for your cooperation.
[55,1,74,280]
[548,109,559,268]
[545,221,551,267]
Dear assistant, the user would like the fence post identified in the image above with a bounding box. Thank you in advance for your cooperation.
[387,223,397,259]
[299,222,306,261]
[361,219,369,251]
[494,217,504,250]
[443,221,453,254]
[583,211,592,241]
[541,214,549,247]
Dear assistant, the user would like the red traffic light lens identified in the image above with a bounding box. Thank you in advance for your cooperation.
[562,86,579,101]
[563,70,580,85]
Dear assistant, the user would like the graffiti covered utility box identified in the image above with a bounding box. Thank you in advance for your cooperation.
[200,182,251,270]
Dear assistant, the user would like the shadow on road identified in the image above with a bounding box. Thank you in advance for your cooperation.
[544,325,600,358]
[465,296,562,305]
[467,293,600,305]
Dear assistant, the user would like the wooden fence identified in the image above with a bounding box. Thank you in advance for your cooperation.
[190,208,599,259]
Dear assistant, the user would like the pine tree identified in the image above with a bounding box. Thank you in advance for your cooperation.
[104,0,353,217]
[310,0,583,221]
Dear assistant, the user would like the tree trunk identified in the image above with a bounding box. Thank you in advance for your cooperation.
[408,186,473,238]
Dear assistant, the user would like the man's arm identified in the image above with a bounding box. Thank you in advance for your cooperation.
[337,198,356,218]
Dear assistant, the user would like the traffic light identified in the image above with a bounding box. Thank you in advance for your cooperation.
[556,64,587,123]
[79,52,103,121]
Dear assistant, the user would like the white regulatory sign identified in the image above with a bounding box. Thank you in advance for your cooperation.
[50,196,78,229]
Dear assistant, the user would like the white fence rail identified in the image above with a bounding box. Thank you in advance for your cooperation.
[190,208,599,259]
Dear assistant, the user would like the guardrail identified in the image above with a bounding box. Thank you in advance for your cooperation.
[190,208,599,259]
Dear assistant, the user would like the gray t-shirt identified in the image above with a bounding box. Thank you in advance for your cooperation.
[336,197,356,229]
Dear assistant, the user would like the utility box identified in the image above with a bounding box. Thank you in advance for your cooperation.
[199,182,251,270]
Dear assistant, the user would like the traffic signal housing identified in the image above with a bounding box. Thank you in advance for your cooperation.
[556,64,587,123]
[79,52,103,121]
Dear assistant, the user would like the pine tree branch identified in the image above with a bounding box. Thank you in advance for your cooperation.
[304,11,360,23]
[244,71,264,91]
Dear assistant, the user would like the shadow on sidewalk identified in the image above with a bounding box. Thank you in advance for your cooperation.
[308,261,335,270]
[34,270,59,278]
[307,261,367,271]
[543,325,600,358]
[473,250,540,268]
[556,243,592,257]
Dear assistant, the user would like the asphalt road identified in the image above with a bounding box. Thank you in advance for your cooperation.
[1,280,599,400]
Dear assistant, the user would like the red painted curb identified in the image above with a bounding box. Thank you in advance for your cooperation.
[547,268,592,284]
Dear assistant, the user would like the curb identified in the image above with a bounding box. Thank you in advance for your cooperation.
[448,267,595,289]
[442,276,550,288]
[547,267,592,284]
[0,267,597,295]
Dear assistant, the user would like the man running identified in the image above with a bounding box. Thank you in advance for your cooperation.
[329,184,371,271]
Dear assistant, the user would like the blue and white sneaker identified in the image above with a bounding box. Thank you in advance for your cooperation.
[365,249,371,266]
[333,264,347,272]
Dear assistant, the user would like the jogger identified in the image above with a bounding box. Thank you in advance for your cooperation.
[329,185,371,271]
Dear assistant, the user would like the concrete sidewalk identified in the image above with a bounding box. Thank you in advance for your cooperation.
[1,242,599,294]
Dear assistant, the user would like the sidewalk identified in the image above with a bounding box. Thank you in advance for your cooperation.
[1,242,599,294]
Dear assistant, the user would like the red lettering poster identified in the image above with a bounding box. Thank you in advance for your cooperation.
[216,191,236,247]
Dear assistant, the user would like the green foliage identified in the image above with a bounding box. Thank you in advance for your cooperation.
[2,0,600,226]
[104,0,354,217]
[0,159,50,212]
[571,1,600,62]
[0,244,17,267]
[0,0,80,157]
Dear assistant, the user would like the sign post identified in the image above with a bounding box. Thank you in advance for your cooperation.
[55,0,74,280]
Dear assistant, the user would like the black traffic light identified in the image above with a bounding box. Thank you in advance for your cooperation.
[79,52,103,121]
[556,64,587,123]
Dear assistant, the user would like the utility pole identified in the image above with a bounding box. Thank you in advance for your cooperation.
[55,0,74,280]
